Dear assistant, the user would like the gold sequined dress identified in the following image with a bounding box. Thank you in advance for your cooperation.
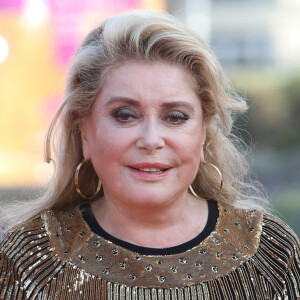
[0,200,299,299]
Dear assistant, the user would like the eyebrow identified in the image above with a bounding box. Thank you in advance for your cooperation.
[105,97,195,111]
[105,97,141,107]
[160,101,195,111]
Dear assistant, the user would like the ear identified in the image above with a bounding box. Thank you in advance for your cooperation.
[199,121,207,163]
[79,119,91,160]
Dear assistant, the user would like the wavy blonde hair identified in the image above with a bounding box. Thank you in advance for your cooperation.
[0,10,267,233]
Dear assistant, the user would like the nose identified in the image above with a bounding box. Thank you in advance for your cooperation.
[136,119,165,151]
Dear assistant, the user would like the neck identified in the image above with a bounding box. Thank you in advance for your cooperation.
[91,192,208,248]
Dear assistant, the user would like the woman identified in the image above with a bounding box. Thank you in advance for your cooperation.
[0,10,299,300]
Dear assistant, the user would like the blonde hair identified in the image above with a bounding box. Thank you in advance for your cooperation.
[0,10,267,233]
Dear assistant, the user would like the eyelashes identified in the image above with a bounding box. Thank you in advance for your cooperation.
[112,107,189,125]
[165,111,189,125]
[113,108,137,122]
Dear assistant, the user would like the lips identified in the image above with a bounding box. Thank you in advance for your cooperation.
[133,168,166,174]
[128,163,172,174]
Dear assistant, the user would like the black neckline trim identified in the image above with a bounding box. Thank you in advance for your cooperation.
[81,200,219,255]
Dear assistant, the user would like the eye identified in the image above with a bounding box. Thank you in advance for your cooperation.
[165,111,189,125]
[113,108,138,123]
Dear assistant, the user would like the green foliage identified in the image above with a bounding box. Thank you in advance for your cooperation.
[231,70,300,151]
[272,189,300,236]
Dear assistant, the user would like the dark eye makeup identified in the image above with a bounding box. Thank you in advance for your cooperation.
[112,108,138,123]
[165,111,189,125]
[112,107,190,125]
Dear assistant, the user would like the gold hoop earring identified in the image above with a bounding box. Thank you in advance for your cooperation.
[189,185,201,199]
[74,159,102,199]
[189,162,223,200]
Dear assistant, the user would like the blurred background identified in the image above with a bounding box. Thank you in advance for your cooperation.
[0,0,299,235]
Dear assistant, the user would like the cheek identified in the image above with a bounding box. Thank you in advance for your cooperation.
[90,126,133,167]
[170,129,204,162]
[180,141,202,167]
[170,136,202,185]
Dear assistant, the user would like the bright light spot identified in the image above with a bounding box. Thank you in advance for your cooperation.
[0,36,9,63]
[21,0,50,31]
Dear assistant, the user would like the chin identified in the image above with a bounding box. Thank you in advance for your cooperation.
[125,190,174,207]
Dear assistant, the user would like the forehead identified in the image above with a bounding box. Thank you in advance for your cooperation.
[98,61,198,104]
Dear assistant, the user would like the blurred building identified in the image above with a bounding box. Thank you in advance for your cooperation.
[169,0,300,69]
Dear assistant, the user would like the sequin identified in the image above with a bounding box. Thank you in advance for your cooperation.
[79,232,85,237]
[216,252,222,258]
[213,238,220,245]
[129,275,136,280]
[145,265,153,271]
[187,274,193,280]
[212,266,218,272]
[103,269,109,275]
[94,240,100,247]
[157,260,164,264]
[120,262,126,269]
[232,254,238,260]
[135,255,141,260]
[96,254,103,261]
[64,250,69,254]
[66,226,71,231]
[223,228,229,233]
[112,249,119,255]
[235,222,241,226]
[171,267,178,273]
[79,255,85,263]
[199,249,206,254]
[243,245,249,250]
[69,213,74,217]
[158,276,165,283]
[249,226,255,232]
[180,258,187,264]
[195,262,202,267]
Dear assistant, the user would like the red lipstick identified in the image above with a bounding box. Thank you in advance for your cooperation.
[129,163,171,169]
[127,163,172,180]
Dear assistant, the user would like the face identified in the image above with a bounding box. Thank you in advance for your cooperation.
[81,61,206,208]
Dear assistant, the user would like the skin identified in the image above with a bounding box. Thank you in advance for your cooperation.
[80,61,208,248]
